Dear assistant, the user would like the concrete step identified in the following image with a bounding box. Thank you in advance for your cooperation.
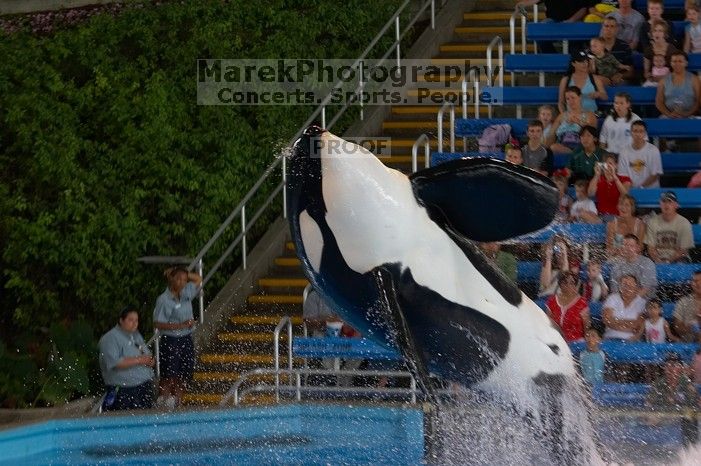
[463,11,543,21]
[439,43,535,54]
[274,257,302,267]
[230,315,304,326]
[247,294,303,305]
[199,353,279,365]
[182,392,278,406]
[258,277,309,289]
[217,331,289,343]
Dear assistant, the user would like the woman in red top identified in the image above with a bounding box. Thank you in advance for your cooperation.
[544,271,591,342]
[587,152,631,218]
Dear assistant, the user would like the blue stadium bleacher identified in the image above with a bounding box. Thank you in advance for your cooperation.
[503,52,701,74]
[478,85,656,106]
[431,151,701,173]
[518,261,701,284]
[525,21,688,44]
[454,117,701,140]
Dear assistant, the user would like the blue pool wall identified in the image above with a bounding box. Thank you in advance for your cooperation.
[0,404,424,465]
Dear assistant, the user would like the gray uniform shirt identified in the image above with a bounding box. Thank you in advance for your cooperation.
[153,282,198,337]
[99,326,154,387]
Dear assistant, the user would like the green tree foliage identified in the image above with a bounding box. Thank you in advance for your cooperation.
[0,0,405,406]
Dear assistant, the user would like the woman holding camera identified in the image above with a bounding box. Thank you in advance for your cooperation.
[539,236,580,298]
[588,152,632,220]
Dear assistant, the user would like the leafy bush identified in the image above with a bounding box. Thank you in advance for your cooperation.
[0,0,406,406]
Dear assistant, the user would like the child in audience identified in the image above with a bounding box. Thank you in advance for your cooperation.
[505,145,524,165]
[522,120,553,176]
[552,171,573,223]
[583,259,609,303]
[588,37,624,86]
[683,3,701,54]
[635,298,679,342]
[638,0,676,51]
[538,105,555,144]
[642,53,670,87]
[570,179,602,224]
[580,327,606,386]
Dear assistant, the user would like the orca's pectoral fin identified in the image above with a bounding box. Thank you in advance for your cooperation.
[372,267,439,404]
[409,157,558,242]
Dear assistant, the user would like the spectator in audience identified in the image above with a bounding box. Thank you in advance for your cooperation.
[617,120,663,188]
[552,171,574,223]
[603,274,647,340]
[638,0,676,52]
[479,242,518,282]
[609,233,658,298]
[643,53,671,87]
[303,284,336,337]
[583,259,610,302]
[684,3,701,54]
[558,51,608,114]
[579,327,606,385]
[600,92,641,156]
[608,0,645,50]
[545,271,590,342]
[646,352,698,417]
[567,125,607,182]
[98,306,155,411]
[644,20,679,82]
[522,120,553,176]
[607,195,647,258]
[549,86,598,154]
[302,284,363,386]
[153,266,202,410]
[539,235,579,298]
[656,50,701,119]
[585,0,618,23]
[505,144,524,165]
[589,152,632,219]
[538,105,556,144]
[514,0,588,53]
[599,16,635,82]
[672,270,701,341]
[570,179,603,223]
[645,190,694,263]
[633,298,679,342]
[589,37,626,86]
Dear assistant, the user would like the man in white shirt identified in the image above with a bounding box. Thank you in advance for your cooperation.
[645,191,694,263]
[617,120,663,188]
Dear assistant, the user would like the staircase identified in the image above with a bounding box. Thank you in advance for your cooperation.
[379,6,543,171]
[183,2,536,406]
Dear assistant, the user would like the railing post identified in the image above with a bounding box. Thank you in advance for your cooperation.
[430,0,435,29]
[154,335,160,379]
[197,258,205,324]
[449,105,455,154]
[295,373,302,401]
[395,16,401,68]
[288,318,294,385]
[358,59,365,121]
[282,154,287,219]
[241,205,247,270]
[321,106,326,128]
[412,134,430,173]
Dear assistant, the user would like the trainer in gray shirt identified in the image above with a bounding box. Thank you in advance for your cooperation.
[99,326,154,387]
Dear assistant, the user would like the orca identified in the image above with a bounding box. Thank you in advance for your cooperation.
[286,126,598,463]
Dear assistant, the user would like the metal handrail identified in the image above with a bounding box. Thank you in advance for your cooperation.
[411,134,430,173]
[508,9,527,56]
[436,101,455,154]
[485,35,503,120]
[186,0,438,299]
[220,367,418,406]
[273,316,294,401]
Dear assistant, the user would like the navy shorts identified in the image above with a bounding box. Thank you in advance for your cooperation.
[103,380,155,411]
[160,334,195,381]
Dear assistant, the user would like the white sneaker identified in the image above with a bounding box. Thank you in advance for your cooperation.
[165,396,177,411]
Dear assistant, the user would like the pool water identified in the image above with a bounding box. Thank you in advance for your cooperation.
[0,404,423,465]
